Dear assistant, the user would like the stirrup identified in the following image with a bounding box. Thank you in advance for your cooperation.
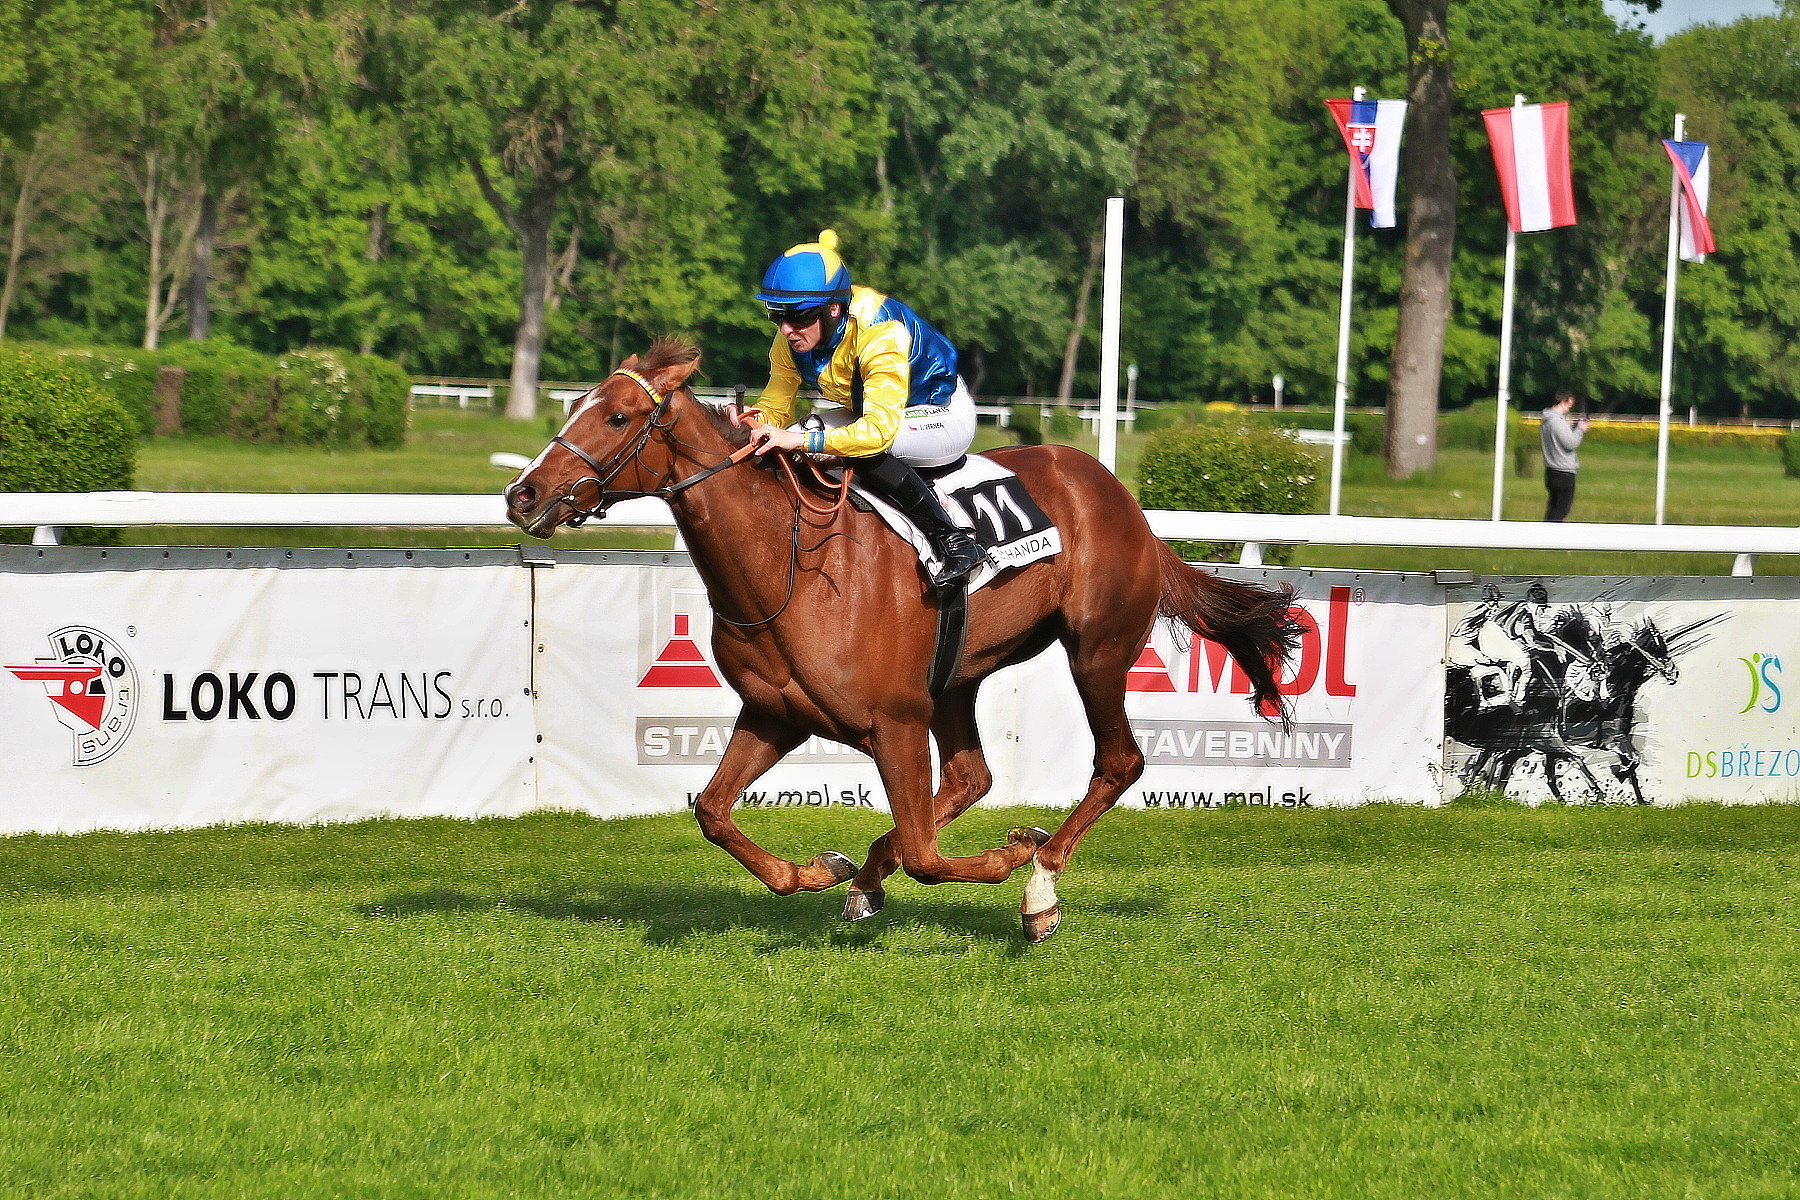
[929,533,986,589]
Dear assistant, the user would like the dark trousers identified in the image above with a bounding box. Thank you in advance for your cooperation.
[1544,468,1577,523]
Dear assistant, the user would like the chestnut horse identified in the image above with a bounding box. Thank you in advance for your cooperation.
[505,340,1301,941]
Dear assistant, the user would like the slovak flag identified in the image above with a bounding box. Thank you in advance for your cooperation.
[1662,140,1716,262]
[1481,101,1577,233]
[1325,98,1407,228]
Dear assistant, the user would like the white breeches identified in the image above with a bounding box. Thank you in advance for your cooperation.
[814,378,977,468]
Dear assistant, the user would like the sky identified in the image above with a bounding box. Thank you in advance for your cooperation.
[1602,0,1788,40]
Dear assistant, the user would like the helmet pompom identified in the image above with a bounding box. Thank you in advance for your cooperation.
[817,229,839,252]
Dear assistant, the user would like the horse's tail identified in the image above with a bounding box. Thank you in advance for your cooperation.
[1154,540,1304,727]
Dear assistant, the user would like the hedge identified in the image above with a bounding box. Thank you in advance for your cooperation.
[1136,421,1319,565]
[48,341,408,448]
[0,345,135,544]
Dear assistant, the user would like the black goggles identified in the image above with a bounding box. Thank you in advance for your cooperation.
[765,303,831,328]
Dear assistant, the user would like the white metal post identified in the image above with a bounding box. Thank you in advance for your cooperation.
[1097,197,1125,473]
[1329,87,1365,517]
[1655,114,1685,525]
[1491,94,1526,522]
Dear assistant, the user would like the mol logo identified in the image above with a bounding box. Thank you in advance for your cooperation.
[1128,586,1361,702]
[5,625,139,766]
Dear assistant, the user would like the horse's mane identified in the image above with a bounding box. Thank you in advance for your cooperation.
[634,337,701,373]
[626,338,751,449]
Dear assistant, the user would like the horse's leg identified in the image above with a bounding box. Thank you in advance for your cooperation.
[1489,749,1522,796]
[875,711,1040,890]
[691,711,859,896]
[1020,629,1149,943]
[845,684,1000,921]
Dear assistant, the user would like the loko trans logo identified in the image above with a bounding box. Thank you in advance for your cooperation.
[5,625,140,766]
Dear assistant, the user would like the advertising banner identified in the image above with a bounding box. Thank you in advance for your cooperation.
[996,569,1448,809]
[13,549,1800,836]
[0,550,536,834]
[535,559,1447,816]
[1441,576,1800,805]
[532,554,888,818]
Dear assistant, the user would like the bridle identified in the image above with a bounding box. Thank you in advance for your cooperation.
[532,367,852,630]
[544,368,757,527]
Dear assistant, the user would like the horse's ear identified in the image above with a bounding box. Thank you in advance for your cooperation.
[663,355,701,387]
[619,353,642,371]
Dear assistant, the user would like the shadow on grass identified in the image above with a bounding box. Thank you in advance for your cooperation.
[356,880,1166,954]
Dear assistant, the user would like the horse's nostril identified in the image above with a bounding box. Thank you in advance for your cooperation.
[510,483,536,510]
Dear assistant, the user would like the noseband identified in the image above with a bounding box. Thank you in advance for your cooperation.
[545,368,753,527]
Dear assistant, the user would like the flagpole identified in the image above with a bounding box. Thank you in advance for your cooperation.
[1490,93,1527,522]
[1491,225,1517,520]
[1097,196,1125,474]
[1655,113,1684,526]
[1329,86,1365,517]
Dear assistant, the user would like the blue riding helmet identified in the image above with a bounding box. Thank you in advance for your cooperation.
[756,229,852,315]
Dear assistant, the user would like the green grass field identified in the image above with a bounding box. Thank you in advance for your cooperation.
[2,804,1797,1198]
[109,407,1800,574]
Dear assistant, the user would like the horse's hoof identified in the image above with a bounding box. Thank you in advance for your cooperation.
[808,851,858,886]
[1010,826,1053,849]
[842,887,886,922]
[1022,904,1061,943]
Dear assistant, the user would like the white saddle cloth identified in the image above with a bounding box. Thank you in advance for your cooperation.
[841,454,1062,594]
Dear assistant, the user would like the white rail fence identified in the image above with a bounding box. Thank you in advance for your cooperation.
[4,492,1796,575]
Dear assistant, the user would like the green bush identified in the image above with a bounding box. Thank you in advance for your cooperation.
[1345,412,1383,455]
[352,353,411,448]
[1136,422,1319,564]
[161,341,273,437]
[1439,401,1501,451]
[1046,405,1082,439]
[39,340,409,449]
[1783,431,1800,478]
[275,348,356,446]
[0,346,135,544]
[1006,403,1043,445]
[62,348,160,436]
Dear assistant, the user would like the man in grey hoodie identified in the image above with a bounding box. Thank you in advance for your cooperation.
[1540,389,1589,522]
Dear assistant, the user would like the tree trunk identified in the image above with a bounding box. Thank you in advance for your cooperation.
[1057,226,1104,405]
[0,137,47,342]
[359,204,388,354]
[1383,0,1457,478]
[188,188,216,341]
[143,155,165,351]
[505,186,557,421]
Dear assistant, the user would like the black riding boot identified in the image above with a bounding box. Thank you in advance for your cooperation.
[859,453,986,589]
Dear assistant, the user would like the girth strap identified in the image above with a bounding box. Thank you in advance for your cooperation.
[928,583,969,696]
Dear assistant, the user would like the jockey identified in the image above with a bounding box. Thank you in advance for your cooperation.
[738,230,986,589]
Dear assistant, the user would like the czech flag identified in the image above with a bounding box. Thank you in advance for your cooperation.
[1325,98,1407,228]
[1481,101,1577,233]
[1662,139,1716,262]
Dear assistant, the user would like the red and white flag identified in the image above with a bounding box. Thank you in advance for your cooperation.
[1481,101,1576,233]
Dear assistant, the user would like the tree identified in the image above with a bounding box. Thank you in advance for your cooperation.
[1382,0,1457,477]
[1657,3,1800,416]
[867,0,1172,398]
[0,0,147,340]
[373,0,872,420]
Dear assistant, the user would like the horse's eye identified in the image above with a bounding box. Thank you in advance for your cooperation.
[608,411,629,427]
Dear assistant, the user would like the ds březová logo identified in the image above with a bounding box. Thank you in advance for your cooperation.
[5,625,139,766]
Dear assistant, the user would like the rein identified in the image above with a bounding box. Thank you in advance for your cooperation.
[541,368,852,629]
